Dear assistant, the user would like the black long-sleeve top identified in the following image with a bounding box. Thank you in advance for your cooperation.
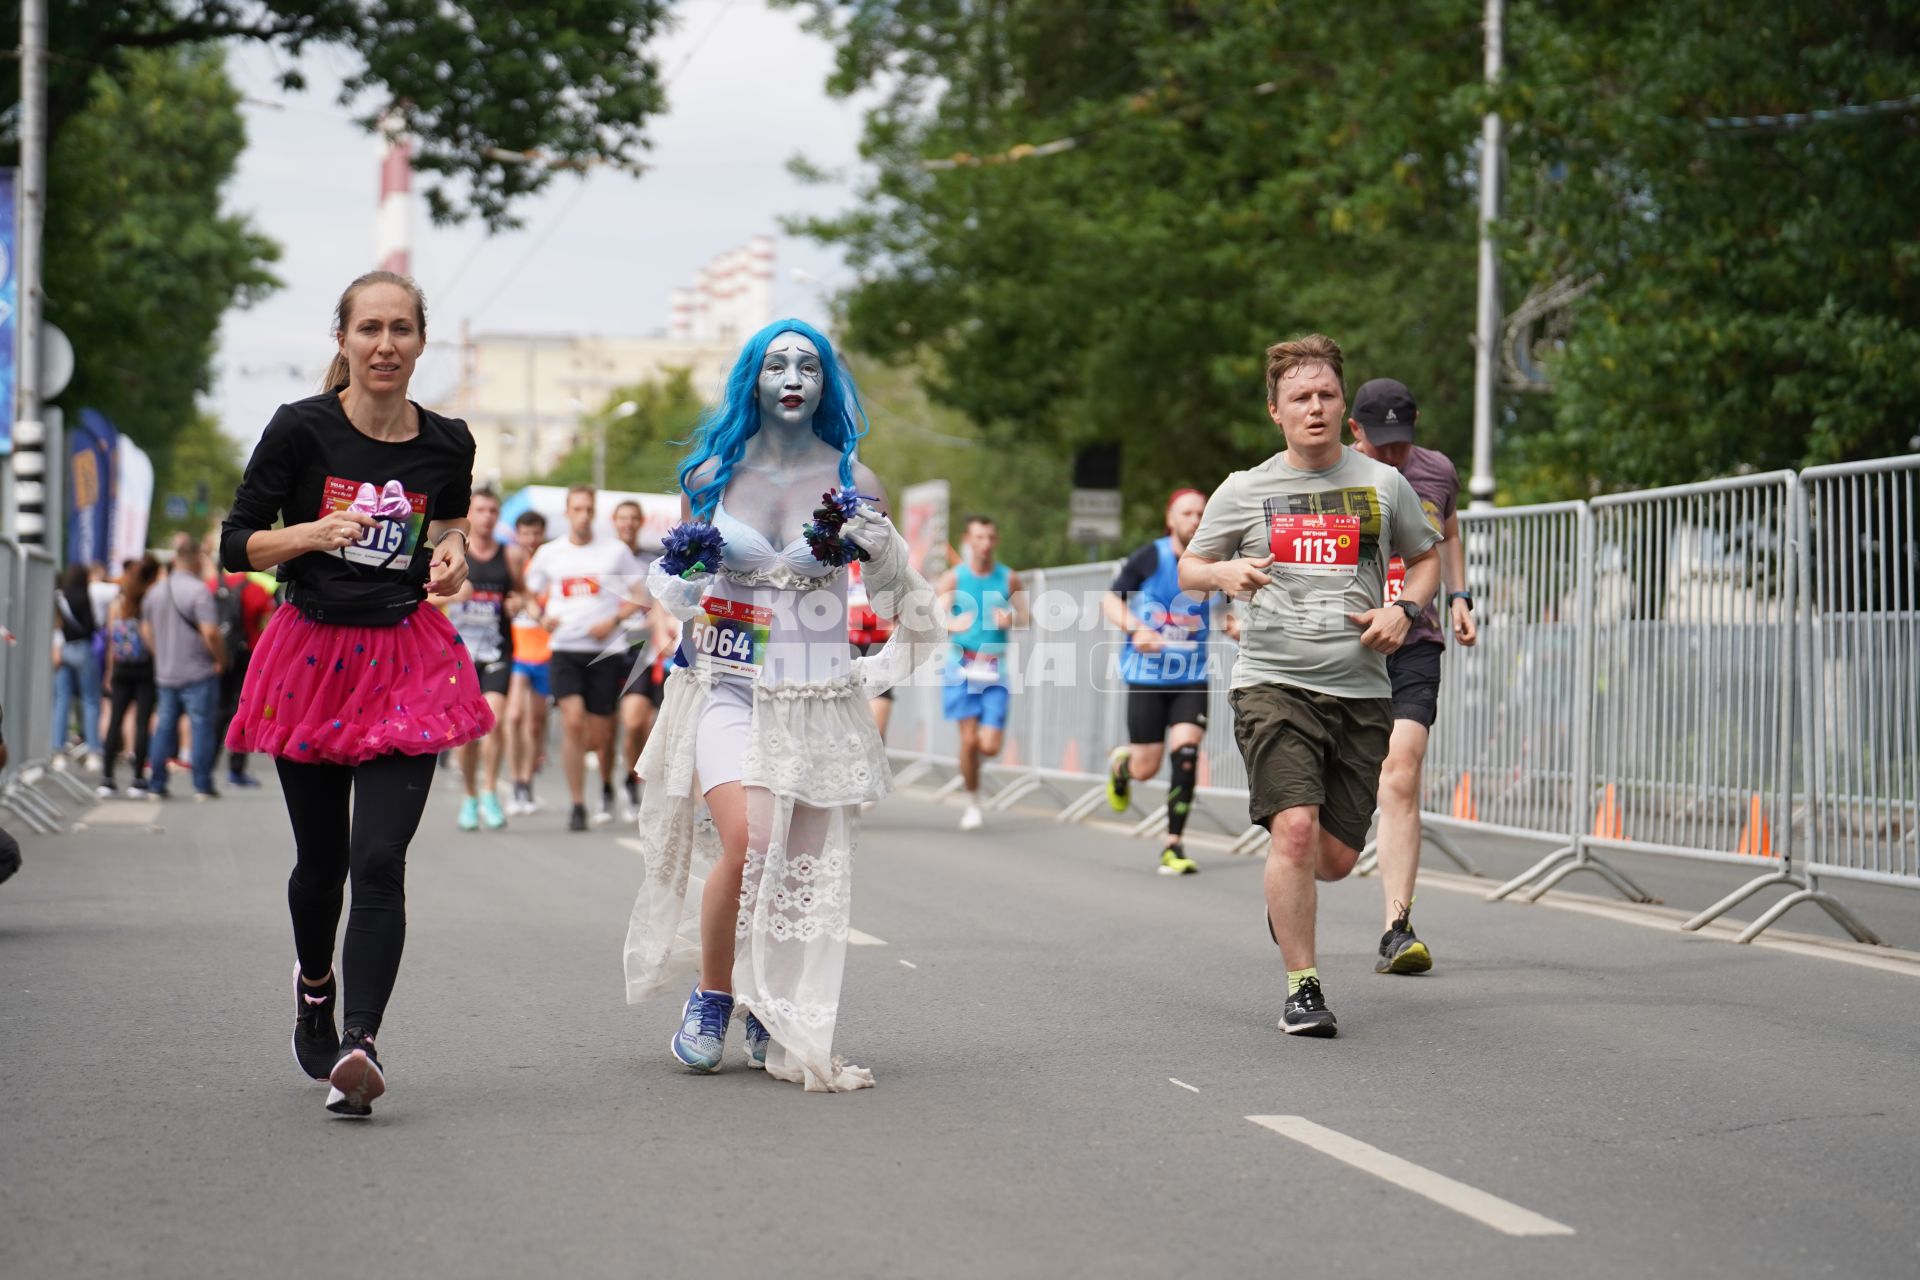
[220,393,476,602]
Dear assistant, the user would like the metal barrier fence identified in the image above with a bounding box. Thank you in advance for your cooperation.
[1789,458,1920,932]
[1,536,93,834]
[881,453,1920,945]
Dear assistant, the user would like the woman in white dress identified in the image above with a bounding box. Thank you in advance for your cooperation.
[624,319,940,1091]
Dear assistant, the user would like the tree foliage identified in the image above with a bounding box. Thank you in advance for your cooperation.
[44,46,279,469]
[1502,0,1920,492]
[3,0,671,229]
[787,0,1920,509]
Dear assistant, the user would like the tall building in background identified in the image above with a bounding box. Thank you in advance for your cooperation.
[375,112,412,277]
[443,237,779,485]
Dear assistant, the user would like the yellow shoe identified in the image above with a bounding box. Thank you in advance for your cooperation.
[1106,746,1132,812]
[1158,846,1198,876]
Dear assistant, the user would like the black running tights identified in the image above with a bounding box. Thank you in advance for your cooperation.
[276,751,437,1036]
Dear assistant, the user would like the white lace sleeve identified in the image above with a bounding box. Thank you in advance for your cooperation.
[646,559,712,622]
[843,513,943,699]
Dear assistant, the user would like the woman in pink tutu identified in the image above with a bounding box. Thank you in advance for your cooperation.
[220,270,493,1118]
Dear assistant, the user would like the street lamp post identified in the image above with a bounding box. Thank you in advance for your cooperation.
[1469,0,1505,511]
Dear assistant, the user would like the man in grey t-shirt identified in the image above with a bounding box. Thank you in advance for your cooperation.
[1181,334,1440,1038]
[143,534,227,799]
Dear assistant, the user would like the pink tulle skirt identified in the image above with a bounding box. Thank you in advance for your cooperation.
[226,602,495,767]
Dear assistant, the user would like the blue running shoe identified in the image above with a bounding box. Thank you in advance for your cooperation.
[670,987,735,1073]
[743,1010,770,1069]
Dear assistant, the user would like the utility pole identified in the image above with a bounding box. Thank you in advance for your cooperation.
[1468,0,1504,511]
[8,0,50,550]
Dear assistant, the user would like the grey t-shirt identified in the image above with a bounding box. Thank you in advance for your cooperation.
[143,569,218,687]
[1189,447,1440,698]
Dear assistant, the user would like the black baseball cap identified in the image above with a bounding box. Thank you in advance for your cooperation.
[1351,378,1418,444]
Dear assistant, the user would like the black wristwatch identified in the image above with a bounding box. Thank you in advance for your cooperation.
[1448,590,1474,612]
[1395,598,1423,625]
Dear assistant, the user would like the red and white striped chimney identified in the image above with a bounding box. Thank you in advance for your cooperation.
[376,111,413,277]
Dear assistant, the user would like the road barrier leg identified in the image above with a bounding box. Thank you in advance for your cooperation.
[1683,869,1885,946]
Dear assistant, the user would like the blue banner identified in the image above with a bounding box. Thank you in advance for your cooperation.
[68,408,117,568]
[0,168,15,457]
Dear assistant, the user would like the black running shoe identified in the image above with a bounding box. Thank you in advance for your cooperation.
[292,967,339,1080]
[1281,976,1338,1037]
[1377,913,1433,975]
[569,803,588,832]
[326,1028,386,1117]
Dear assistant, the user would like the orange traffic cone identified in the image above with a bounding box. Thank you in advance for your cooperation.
[1451,773,1478,821]
[1736,794,1772,857]
[1592,784,1624,839]
[1003,738,1021,767]
[1197,752,1212,788]
[1061,739,1082,775]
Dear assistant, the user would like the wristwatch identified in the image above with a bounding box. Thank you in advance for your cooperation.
[1448,590,1474,612]
[1395,598,1423,625]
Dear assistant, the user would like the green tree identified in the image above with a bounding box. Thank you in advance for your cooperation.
[790,0,1920,504]
[782,0,1485,514]
[46,46,279,470]
[152,411,245,544]
[1502,0,1920,492]
[4,0,672,229]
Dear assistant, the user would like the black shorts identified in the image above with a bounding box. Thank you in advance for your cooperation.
[1229,682,1393,852]
[623,655,664,708]
[854,640,894,701]
[1126,683,1209,745]
[1387,640,1444,729]
[549,649,624,717]
[476,657,513,698]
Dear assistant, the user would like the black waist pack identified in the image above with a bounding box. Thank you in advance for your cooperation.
[286,579,425,628]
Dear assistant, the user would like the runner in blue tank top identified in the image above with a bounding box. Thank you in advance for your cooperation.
[1103,488,1240,875]
[937,515,1028,831]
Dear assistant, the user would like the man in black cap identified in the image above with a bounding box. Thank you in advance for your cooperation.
[1348,378,1478,975]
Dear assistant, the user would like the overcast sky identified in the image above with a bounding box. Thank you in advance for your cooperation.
[211,1,873,451]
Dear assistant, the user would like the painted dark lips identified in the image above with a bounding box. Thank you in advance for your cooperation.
[780,394,805,408]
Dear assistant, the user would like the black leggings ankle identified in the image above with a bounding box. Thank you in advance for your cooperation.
[276,751,437,1036]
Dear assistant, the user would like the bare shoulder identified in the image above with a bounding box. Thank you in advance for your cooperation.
[851,461,889,513]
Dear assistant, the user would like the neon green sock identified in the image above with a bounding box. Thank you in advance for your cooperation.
[1286,966,1319,995]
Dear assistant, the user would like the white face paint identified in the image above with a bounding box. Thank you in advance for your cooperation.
[756,331,825,427]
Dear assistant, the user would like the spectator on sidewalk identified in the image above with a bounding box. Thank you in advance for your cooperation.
[52,564,104,766]
[145,534,226,800]
[100,556,161,797]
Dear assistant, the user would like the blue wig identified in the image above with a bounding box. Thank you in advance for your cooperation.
[678,318,869,519]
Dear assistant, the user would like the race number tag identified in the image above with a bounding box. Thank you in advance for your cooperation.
[1384,555,1406,605]
[961,652,1002,685]
[319,476,428,572]
[559,576,602,599]
[690,596,771,675]
[1269,513,1360,575]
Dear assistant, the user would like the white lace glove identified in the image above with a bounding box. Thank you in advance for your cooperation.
[646,559,713,622]
[842,509,905,591]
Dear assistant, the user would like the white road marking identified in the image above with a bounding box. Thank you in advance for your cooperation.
[898,960,918,969]
[1247,1116,1575,1238]
[617,837,646,855]
[848,929,888,947]
[1169,1078,1200,1093]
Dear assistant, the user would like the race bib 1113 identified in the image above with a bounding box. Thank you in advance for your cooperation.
[1269,513,1360,576]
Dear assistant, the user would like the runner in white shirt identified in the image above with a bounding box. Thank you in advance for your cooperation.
[612,498,658,822]
[522,485,645,831]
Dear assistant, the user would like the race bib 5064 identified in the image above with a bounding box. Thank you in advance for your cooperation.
[691,596,771,675]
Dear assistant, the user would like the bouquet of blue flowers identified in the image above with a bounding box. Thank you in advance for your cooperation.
[803,488,874,568]
[658,521,727,579]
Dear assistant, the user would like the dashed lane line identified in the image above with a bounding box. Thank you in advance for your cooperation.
[1247,1116,1575,1238]
[848,929,888,947]
[1169,1078,1200,1093]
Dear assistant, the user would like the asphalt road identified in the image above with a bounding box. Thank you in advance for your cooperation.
[4,766,1918,1279]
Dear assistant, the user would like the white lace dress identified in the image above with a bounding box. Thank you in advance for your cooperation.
[622,509,940,1091]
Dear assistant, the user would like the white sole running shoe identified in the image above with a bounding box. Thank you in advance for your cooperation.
[325,1045,386,1117]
